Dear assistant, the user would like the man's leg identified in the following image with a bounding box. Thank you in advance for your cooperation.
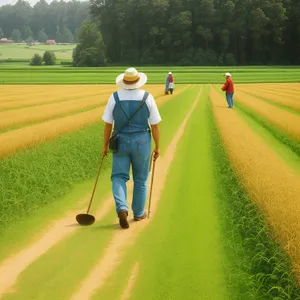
[226,94,231,108]
[111,141,131,215]
[231,93,234,108]
[131,134,151,219]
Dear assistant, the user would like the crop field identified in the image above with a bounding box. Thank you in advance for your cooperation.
[0,81,300,300]
[0,66,300,84]
[0,44,75,60]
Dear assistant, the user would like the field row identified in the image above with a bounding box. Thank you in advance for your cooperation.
[211,86,300,278]
[0,85,189,158]
[1,67,300,84]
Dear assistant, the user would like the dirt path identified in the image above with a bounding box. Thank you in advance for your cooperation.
[120,263,139,300]
[0,195,114,297]
[69,88,202,300]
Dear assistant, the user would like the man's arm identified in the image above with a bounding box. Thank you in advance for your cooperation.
[102,123,113,156]
[221,79,229,91]
[151,124,160,160]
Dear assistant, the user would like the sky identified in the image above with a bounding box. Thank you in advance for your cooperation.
[0,0,86,6]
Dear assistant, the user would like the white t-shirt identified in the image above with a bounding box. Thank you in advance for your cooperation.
[102,89,162,125]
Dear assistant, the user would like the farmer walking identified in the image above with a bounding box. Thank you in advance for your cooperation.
[165,72,175,95]
[102,68,161,229]
[221,72,234,108]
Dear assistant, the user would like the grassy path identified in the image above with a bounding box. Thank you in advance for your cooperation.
[125,86,229,300]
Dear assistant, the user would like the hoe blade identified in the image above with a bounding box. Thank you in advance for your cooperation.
[76,214,95,226]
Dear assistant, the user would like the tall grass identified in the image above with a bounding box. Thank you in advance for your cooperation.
[0,123,110,237]
[208,100,300,299]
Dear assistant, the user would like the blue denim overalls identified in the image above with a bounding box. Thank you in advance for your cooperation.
[111,91,151,218]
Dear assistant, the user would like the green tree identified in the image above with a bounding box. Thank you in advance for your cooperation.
[22,26,33,40]
[0,28,4,39]
[61,26,73,43]
[37,29,48,43]
[11,29,22,42]
[26,36,34,44]
[43,51,56,65]
[73,21,106,67]
[55,26,62,43]
[30,53,43,66]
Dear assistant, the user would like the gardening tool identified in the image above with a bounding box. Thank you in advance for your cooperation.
[148,152,157,219]
[76,154,106,226]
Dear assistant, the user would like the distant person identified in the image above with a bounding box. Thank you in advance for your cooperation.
[102,67,161,229]
[165,72,175,95]
[221,72,234,108]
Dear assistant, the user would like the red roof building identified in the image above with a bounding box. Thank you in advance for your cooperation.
[45,40,56,45]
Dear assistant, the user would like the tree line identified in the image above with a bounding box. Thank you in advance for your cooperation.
[0,0,89,43]
[75,0,300,66]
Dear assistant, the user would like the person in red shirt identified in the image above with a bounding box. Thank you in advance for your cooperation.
[221,72,234,108]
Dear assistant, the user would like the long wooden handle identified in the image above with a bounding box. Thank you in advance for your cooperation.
[86,154,106,214]
[148,155,156,219]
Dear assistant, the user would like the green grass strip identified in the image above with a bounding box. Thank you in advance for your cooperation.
[208,98,300,299]
[2,210,116,300]
[0,122,111,239]
[236,103,300,157]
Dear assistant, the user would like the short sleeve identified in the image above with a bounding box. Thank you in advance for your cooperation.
[102,94,116,124]
[147,93,162,125]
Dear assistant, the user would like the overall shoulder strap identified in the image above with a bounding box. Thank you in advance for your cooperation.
[142,92,149,103]
[113,91,130,118]
[113,91,149,135]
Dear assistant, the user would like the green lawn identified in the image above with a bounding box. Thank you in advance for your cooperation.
[0,65,299,84]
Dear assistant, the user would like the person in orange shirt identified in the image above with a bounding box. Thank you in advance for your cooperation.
[221,72,234,108]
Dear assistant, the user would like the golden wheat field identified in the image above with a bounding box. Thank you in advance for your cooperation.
[211,86,300,278]
[0,84,188,158]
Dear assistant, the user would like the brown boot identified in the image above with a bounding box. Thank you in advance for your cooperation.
[134,212,147,222]
[118,210,129,229]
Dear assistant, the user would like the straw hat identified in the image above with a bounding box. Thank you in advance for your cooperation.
[224,72,231,77]
[168,72,172,75]
[116,68,147,90]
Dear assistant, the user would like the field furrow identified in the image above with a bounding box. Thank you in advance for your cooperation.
[0,85,166,111]
[0,86,185,158]
[0,94,110,131]
[255,87,300,98]
[235,90,300,140]
[0,85,114,102]
[210,87,300,278]
[0,107,105,158]
[0,90,114,111]
[239,83,300,93]
[0,85,182,131]
[237,88,300,112]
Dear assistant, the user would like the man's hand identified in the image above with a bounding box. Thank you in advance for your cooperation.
[102,145,108,156]
[103,123,113,156]
[153,148,160,161]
